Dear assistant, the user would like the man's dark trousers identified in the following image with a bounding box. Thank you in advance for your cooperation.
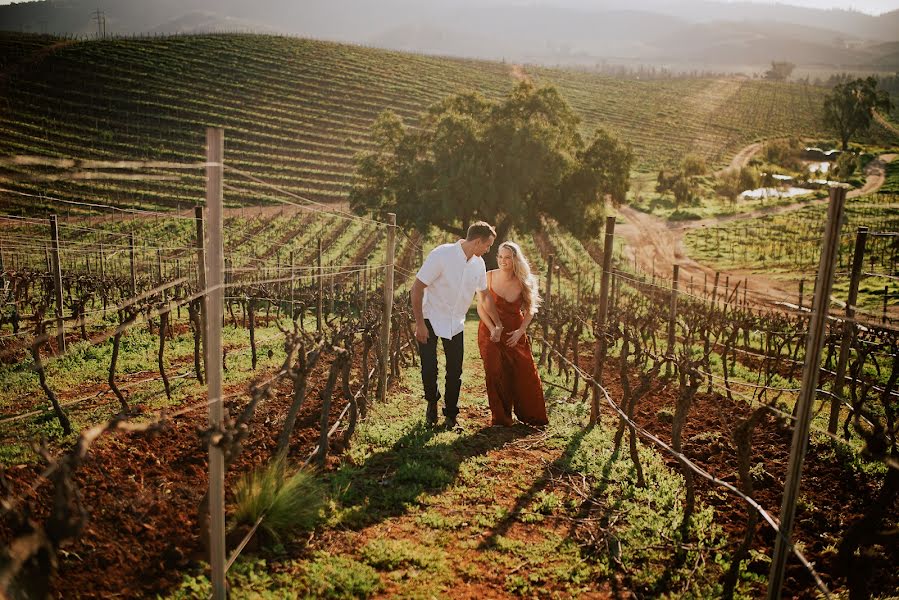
[418,319,464,418]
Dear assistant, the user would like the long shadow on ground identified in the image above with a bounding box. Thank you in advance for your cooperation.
[328,421,530,528]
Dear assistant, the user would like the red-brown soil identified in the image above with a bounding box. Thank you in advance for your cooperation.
[2,335,896,598]
[0,349,359,599]
[590,360,898,599]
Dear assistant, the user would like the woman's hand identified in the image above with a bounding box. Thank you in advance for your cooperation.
[490,324,504,343]
[505,327,525,347]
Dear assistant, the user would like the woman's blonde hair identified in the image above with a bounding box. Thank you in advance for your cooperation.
[498,241,542,315]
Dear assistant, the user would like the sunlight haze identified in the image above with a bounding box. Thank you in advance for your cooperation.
[0,0,896,11]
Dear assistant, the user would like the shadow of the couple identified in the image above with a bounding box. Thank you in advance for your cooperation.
[328,418,531,528]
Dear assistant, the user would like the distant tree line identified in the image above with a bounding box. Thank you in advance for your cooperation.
[571,63,746,80]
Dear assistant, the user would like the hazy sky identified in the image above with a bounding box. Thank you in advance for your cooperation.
[0,0,896,13]
[729,0,899,12]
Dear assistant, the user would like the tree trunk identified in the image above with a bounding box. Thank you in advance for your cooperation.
[482,218,513,271]
[31,329,71,436]
[248,298,257,370]
[158,308,171,400]
[109,311,138,413]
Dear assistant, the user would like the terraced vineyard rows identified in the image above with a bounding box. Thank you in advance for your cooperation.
[528,68,833,171]
[0,32,845,218]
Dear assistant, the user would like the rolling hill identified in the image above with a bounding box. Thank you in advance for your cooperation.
[3,0,899,71]
[0,32,892,214]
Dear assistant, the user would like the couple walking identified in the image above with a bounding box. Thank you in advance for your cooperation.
[411,222,548,430]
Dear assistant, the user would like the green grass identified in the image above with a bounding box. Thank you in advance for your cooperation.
[165,553,382,600]
[321,321,750,597]
[0,314,310,466]
[164,558,304,599]
[360,538,447,573]
[298,553,382,599]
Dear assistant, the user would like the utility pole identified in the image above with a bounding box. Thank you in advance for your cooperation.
[92,9,105,39]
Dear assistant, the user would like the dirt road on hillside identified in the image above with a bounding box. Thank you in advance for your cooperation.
[510,64,529,83]
[617,153,896,305]
[875,112,899,137]
[713,141,763,177]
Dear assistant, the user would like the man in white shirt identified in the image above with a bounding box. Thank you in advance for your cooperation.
[411,222,502,430]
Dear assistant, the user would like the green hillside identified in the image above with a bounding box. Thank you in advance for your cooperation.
[0,32,877,214]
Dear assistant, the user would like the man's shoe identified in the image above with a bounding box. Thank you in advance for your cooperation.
[425,401,438,426]
[444,416,462,431]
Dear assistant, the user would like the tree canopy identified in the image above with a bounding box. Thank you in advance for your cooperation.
[764,61,795,81]
[349,81,633,265]
[823,77,893,151]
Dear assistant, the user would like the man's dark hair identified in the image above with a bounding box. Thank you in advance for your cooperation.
[466,221,496,241]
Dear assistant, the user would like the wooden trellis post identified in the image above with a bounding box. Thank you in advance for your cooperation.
[362,260,368,316]
[590,217,615,425]
[156,248,163,298]
[666,264,679,376]
[767,186,846,599]
[129,233,137,295]
[203,127,226,600]
[712,271,720,308]
[317,237,323,332]
[540,254,554,367]
[289,250,295,314]
[828,226,867,434]
[378,213,396,404]
[330,266,335,316]
[194,206,208,382]
[49,215,65,354]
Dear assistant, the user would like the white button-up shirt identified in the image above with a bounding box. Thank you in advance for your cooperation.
[416,241,487,340]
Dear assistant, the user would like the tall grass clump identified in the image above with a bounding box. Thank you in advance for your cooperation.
[232,457,324,543]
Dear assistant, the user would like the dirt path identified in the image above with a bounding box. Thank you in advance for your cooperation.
[849,152,894,197]
[874,111,899,138]
[615,204,793,301]
[310,327,619,599]
[617,153,896,303]
[510,64,530,83]
[713,141,763,177]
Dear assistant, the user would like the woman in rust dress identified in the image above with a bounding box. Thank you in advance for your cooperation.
[477,241,548,427]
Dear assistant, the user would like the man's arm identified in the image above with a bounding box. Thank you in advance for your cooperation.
[411,278,429,344]
[477,289,503,342]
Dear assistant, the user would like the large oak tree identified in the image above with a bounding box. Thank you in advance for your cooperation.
[349,81,633,266]
[823,77,893,151]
